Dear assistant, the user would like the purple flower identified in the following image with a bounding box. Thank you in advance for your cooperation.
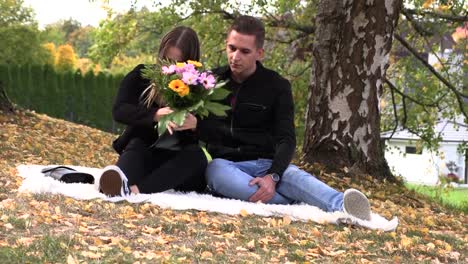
[198,72,216,89]
[161,65,176,75]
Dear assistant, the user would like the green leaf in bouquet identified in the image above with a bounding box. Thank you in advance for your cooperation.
[204,101,230,117]
[172,110,188,126]
[214,80,228,89]
[208,87,231,101]
[187,100,204,112]
[157,110,188,136]
[198,107,210,118]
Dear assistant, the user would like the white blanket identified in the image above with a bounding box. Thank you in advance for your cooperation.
[17,165,398,231]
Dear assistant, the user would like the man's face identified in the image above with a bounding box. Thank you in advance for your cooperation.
[226,30,264,81]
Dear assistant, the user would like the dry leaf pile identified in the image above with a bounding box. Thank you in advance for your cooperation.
[0,109,466,263]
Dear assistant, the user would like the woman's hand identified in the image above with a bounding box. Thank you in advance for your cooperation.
[154,107,173,122]
[154,107,178,135]
[174,113,197,131]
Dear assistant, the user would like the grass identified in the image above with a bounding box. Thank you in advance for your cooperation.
[406,183,468,212]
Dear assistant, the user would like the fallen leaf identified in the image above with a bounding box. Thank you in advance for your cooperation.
[239,209,249,217]
[247,239,255,249]
[201,251,213,259]
[81,251,102,259]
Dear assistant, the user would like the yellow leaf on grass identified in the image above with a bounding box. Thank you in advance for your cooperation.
[17,237,34,246]
[201,251,213,259]
[247,239,255,249]
[236,246,248,251]
[67,255,79,264]
[289,227,298,236]
[81,251,102,259]
[240,209,249,217]
[312,227,322,237]
[400,236,412,248]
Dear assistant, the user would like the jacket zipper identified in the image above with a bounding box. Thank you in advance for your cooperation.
[240,103,267,110]
[230,85,241,138]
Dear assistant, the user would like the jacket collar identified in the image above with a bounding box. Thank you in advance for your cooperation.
[215,61,265,84]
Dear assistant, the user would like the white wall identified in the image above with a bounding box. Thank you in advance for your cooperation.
[384,140,466,185]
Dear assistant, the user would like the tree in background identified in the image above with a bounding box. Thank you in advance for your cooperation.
[42,42,56,66]
[69,26,96,58]
[302,0,402,179]
[0,0,47,65]
[89,7,177,68]
[76,58,101,75]
[55,44,77,72]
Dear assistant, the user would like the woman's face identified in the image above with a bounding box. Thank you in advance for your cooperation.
[165,46,183,62]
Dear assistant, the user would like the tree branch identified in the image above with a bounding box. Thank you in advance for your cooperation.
[403,8,468,22]
[394,33,468,119]
[401,9,433,36]
[402,9,457,84]
[388,79,399,139]
[384,77,446,108]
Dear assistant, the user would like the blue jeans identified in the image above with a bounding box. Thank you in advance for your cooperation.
[206,158,344,212]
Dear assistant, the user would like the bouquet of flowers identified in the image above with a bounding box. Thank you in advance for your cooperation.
[142,60,230,136]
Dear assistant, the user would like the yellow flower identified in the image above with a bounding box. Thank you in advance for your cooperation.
[176,62,186,68]
[187,60,203,67]
[168,79,190,97]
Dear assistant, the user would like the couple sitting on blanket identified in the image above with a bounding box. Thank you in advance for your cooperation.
[99,16,372,221]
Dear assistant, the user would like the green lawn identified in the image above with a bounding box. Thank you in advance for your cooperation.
[406,183,468,212]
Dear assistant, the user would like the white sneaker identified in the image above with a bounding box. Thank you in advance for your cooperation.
[99,165,130,197]
[343,189,371,221]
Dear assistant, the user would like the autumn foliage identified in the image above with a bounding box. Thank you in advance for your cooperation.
[55,44,77,72]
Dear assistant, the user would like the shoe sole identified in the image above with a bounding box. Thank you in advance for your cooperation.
[99,170,122,197]
[343,189,371,221]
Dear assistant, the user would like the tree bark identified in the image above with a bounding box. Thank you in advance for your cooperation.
[303,0,402,180]
[0,81,14,112]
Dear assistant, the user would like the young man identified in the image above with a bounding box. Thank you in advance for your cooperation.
[187,16,372,220]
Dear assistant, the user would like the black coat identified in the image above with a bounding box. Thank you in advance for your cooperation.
[197,62,296,177]
[112,64,197,153]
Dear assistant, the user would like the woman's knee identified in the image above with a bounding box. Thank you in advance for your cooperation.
[124,138,148,152]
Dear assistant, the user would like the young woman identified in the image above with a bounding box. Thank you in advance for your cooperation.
[99,26,207,196]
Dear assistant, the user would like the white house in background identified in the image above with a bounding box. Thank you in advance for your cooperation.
[381,117,467,185]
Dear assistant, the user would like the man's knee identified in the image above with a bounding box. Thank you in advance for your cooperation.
[282,165,312,181]
[206,159,231,184]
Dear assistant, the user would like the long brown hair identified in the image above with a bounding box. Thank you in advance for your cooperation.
[143,26,201,107]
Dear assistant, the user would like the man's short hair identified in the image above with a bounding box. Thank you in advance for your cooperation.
[228,15,265,48]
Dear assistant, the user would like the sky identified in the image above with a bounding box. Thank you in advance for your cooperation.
[22,0,161,28]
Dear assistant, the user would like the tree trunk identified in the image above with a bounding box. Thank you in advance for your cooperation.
[303,0,402,180]
[0,81,14,112]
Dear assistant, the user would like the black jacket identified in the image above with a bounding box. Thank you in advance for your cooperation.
[112,64,197,153]
[197,62,296,177]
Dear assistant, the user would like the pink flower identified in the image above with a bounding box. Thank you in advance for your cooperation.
[183,63,196,73]
[182,71,199,85]
[175,63,197,74]
[161,65,176,75]
[198,72,216,89]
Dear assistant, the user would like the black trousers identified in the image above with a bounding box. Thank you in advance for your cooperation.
[116,138,207,194]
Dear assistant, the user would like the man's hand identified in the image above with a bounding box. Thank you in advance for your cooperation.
[248,175,277,203]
